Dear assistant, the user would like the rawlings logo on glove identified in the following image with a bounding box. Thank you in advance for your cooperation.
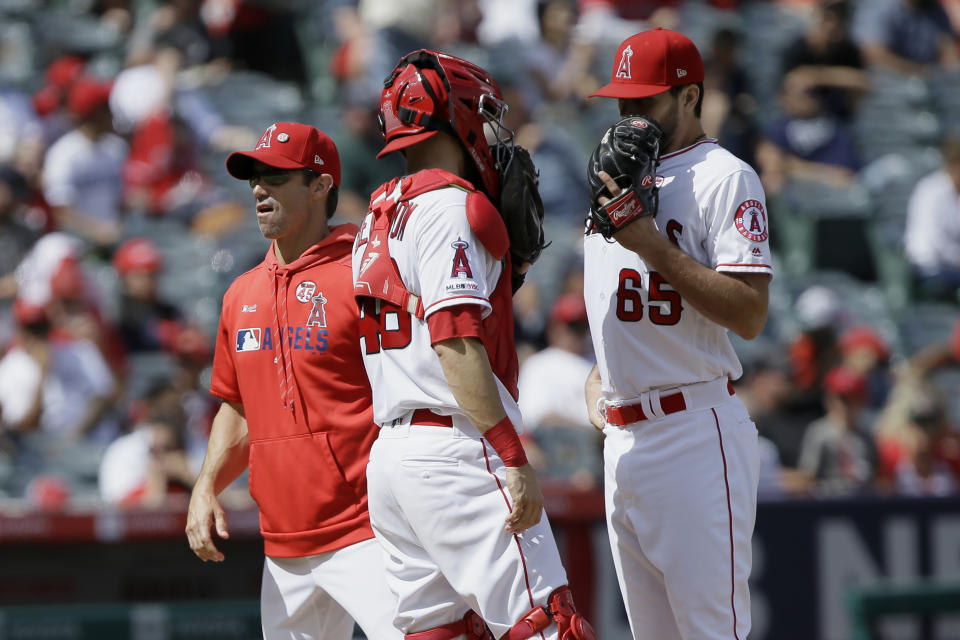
[586,116,663,239]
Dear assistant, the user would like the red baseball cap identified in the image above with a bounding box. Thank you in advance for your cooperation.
[549,293,589,326]
[226,122,341,187]
[823,366,867,402]
[838,325,890,361]
[590,28,704,100]
[66,77,113,120]
[113,237,163,275]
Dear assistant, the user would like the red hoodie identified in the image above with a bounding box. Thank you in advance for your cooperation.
[210,224,376,557]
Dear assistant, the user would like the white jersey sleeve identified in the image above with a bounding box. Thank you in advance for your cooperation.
[412,188,499,318]
[703,167,772,274]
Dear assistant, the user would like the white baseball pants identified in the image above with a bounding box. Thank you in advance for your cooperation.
[366,421,569,639]
[603,394,760,640]
[261,537,403,639]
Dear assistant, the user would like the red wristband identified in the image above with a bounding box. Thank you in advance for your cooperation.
[484,416,528,467]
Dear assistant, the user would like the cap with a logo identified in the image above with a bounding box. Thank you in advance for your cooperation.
[590,28,704,100]
[226,122,341,187]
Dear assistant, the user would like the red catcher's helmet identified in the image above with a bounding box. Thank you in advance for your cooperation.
[378,49,513,198]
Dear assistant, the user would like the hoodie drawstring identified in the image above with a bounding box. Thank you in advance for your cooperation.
[269,264,304,422]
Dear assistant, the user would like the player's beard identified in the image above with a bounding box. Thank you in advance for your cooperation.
[653,105,680,152]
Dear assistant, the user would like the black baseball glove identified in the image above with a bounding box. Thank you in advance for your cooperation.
[498,144,549,291]
[586,116,663,239]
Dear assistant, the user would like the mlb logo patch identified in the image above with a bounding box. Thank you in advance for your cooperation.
[236,328,261,352]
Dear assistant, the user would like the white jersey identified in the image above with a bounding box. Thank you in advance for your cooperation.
[584,138,773,401]
[352,180,523,431]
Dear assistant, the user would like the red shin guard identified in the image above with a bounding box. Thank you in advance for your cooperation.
[502,586,597,640]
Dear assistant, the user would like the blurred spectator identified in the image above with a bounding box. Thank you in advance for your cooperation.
[41,76,128,248]
[46,257,127,377]
[904,136,960,302]
[518,293,595,429]
[779,0,868,121]
[126,0,227,69]
[99,407,194,508]
[219,2,307,84]
[852,0,959,74]
[334,99,404,223]
[0,86,45,185]
[0,168,43,301]
[797,365,878,495]
[875,381,960,496]
[837,325,893,411]
[11,232,84,311]
[0,298,119,444]
[788,285,846,401]
[112,237,184,353]
[734,350,814,493]
[477,0,540,45]
[31,55,88,148]
[574,0,676,46]
[701,27,759,165]
[165,325,216,474]
[522,0,599,108]
[755,72,861,199]
[502,84,589,222]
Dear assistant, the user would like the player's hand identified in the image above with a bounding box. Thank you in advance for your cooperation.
[585,368,605,432]
[504,464,544,534]
[595,170,619,207]
[185,485,229,562]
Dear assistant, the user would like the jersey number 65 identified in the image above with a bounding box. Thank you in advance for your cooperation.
[615,269,682,325]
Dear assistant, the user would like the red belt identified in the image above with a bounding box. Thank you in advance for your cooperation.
[605,381,735,426]
[411,409,453,427]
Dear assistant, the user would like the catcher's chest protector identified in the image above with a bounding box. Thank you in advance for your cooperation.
[354,169,510,317]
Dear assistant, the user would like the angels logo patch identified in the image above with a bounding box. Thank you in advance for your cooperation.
[445,237,480,294]
[734,200,768,242]
[296,281,317,303]
[450,238,473,278]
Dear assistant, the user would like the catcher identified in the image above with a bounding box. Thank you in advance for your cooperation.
[352,49,594,639]
[582,29,772,640]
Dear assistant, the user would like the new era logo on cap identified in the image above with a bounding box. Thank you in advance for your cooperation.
[589,28,704,100]
[226,122,342,186]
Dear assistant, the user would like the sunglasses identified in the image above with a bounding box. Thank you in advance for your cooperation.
[249,168,324,188]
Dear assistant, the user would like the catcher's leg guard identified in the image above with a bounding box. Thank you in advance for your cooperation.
[502,586,597,640]
[406,610,493,640]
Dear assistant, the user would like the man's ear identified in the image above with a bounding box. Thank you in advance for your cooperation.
[683,85,700,112]
[313,173,334,199]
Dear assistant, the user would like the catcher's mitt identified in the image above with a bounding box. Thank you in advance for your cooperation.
[498,144,549,292]
[586,116,663,239]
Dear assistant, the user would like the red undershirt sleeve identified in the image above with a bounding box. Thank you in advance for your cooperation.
[427,305,484,345]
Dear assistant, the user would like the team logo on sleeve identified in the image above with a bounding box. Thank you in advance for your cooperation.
[450,238,473,278]
[734,200,768,242]
[295,280,317,303]
[236,328,261,352]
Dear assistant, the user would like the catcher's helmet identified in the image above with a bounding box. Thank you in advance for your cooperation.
[378,49,512,198]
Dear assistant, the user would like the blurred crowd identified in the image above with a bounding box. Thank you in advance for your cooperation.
[0,0,959,511]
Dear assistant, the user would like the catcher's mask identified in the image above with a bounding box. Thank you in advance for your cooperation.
[377,49,514,198]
